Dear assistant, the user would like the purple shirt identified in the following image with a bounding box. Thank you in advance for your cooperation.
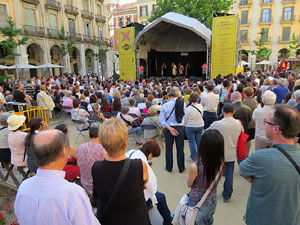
[63,98,73,112]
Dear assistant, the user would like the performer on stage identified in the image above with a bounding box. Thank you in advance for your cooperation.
[171,62,177,78]
[178,63,184,77]
[185,62,190,77]
[161,62,167,76]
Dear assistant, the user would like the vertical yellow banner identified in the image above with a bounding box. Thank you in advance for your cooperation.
[118,27,136,80]
[211,16,238,80]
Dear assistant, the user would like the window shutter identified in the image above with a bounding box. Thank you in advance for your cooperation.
[68,19,75,34]
[49,14,57,30]
[0,5,7,27]
[146,5,148,16]
[282,27,291,41]
[25,8,36,27]
[140,6,142,17]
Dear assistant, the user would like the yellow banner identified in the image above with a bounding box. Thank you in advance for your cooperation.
[211,16,238,80]
[118,27,136,80]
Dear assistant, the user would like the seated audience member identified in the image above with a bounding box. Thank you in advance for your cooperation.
[118,106,143,145]
[143,101,153,114]
[62,91,73,113]
[137,97,147,111]
[142,107,163,141]
[71,99,89,130]
[126,141,172,225]
[25,117,49,173]
[7,115,27,167]
[0,113,11,163]
[55,124,80,182]
[87,95,99,112]
[152,99,162,112]
[76,125,106,193]
[129,98,141,117]
[112,97,122,112]
[90,103,106,123]
[91,118,150,225]
[14,129,100,225]
[101,97,112,112]
[80,94,89,111]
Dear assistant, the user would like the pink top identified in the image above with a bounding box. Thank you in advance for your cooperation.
[76,142,105,192]
[62,98,73,113]
[8,131,27,167]
[143,108,148,114]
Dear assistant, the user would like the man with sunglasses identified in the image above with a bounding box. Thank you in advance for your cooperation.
[240,104,300,225]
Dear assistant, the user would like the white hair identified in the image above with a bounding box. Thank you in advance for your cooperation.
[231,91,242,101]
[294,90,300,102]
[262,90,276,105]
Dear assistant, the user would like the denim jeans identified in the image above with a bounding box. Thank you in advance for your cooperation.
[222,161,235,200]
[155,191,172,224]
[128,127,142,137]
[203,112,217,130]
[185,126,204,160]
[163,126,185,172]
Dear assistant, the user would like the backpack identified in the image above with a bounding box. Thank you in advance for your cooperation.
[175,98,185,123]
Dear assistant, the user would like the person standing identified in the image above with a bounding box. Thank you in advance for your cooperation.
[201,83,219,129]
[208,103,242,202]
[240,105,300,225]
[171,63,177,78]
[272,78,289,104]
[37,85,55,120]
[14,129,100,225]
[159,86,185,173]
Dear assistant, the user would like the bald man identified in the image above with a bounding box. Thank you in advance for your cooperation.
[14,129,100,225]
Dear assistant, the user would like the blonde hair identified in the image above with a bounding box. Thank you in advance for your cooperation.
[148,106,157,116]
[92,103,99,112]
[113,91,121,99]
[98,118,128,157]
[40,85,46,91]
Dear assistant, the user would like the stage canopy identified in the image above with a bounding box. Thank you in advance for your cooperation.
[134,12,212,52]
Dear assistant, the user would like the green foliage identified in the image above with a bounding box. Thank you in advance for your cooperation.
[287,33,300,58]
[0,16,29,59]
[0,75,11,84]
[58,27,75,57]
[249,30,272,61]
[148,0,234,29]
[112,71,120,80]
[87,53,93,71]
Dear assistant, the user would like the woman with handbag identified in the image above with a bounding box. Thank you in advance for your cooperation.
[173,129,224,225]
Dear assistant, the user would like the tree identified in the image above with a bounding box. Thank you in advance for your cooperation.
[58,27,75,73]
[0,16,29,77]
[92,41,109,81]
[249,30,272,61]
[148,0,234,29]
[287,33,300,58]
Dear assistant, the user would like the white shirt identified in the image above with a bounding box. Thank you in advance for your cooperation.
[183,104,204,128]
[201,92,219,112]
[209,117,242,162]
[0,125,9,148]
[253,105,273,140]
[137,103,146,110]
[14,169,100,225]
[129,107,141,117]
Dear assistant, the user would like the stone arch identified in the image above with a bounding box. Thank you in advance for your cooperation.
[278,48,288,61]
[27,43,45,77]
[85,48,94,74]
[69,47,81,74]
[50,45,62,76]
[239,49,249,61]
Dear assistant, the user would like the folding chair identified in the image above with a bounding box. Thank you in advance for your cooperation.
[72,120,89,143]
[62,106,73,118]
[102,112,112,118]
[129,113,138,119]
[141,124,164,150]
[53,103,63,119]
[0,162,20,187]
[141,113,149,120]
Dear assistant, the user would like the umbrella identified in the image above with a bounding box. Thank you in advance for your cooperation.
[0,65,11,69]
[241,60,250,66]
[36,63,64,69]
[257,60,271,65]
[8,64,38,69]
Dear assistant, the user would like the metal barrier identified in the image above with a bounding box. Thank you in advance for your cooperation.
[13,106,48,131]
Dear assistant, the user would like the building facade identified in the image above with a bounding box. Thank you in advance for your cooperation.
[233,0,300,69]
[0,0,110,78]
[136,0,157,25]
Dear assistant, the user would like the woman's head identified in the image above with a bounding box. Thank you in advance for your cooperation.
[129,97,136,107]
[146,101,152,109]
[101,97,109,108]
[92,103,99,112]
[98,118,128,157]
[112,97,122,112]
[55,124,69,136]
[190,92,199,103]
[29,117,43,132]
[197,129,224,187]
[244,87,254,97]
[140,141,161,159]
[148,107,157,117]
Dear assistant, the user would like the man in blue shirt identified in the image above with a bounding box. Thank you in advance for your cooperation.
[240,104,300,225]
[272,78,289,104]
[159,87,185,173]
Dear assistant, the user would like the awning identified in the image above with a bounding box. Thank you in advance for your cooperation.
[8,64,38,69]
[36,63,64,69]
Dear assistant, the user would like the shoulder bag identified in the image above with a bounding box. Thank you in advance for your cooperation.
[237,120,249,162]
[120,113,138,128]
[97,158,131,223]
[275,146,300,176]
[191,105,203,117]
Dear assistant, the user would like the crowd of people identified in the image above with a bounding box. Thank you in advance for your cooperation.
[0,69,300,225]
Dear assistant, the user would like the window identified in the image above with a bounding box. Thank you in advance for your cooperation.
[152,4,159,10]
[282,27,291,41]
[140,5,148,17]
[261,8,271,23]
[240,0,249,5]
[83,0,89,11]
[49,14,58,30]
[68,18,75,34]
[240,30,248,43]
[97,4,101,14]
[85,23,90,36]
[98,26,103,40]
[0,4,7,27]
[261,28,269,41]
[283,7,293,21]
[127,17,131,25]
[25,8,36,27]
[262,0,272,3]
[241,11,248,24]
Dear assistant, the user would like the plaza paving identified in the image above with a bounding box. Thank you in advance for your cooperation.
[1,117,250,225]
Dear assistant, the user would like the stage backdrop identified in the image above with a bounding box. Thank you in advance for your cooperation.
[211,15,238,80]
[118,27,136,80]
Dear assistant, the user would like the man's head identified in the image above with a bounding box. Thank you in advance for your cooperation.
[222,103,234,117]
[265,105,300,141]
[231,91,242,103]
[262,90,276,105]
[294,90,300,103]
[32,130,69,169]
[278,78,287,86]
[206,83,214,92]
[170,87,179,98]
[26,80,32,85]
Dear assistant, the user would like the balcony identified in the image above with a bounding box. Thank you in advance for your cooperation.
[45,0,61,10]
[23,25,45,37]
[278,36,290,43]
[94,37,111,46]
[81,10,93,19]
[261,0,272,5]
[48,28,60,38]
[282,0,296,3]
[95,14,106,23]
[21,0,39,4]
[68,32,82,41]
[259,17,272,24]
[280,15,295,23]
[240,37,249,44]
[84,35,94,43]
[64,5,79,16]
[239,0,251,7]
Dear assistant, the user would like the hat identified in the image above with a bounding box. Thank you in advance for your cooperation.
[7,115,26,131]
